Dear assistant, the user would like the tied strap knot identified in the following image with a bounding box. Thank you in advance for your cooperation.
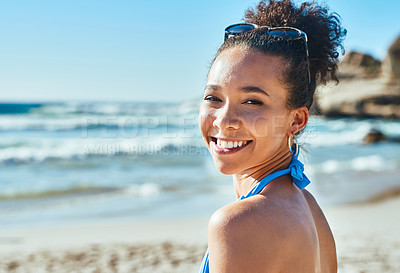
[289,156,310,190]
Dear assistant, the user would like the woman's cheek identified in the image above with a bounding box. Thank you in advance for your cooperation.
[251,116,271,137]
[250,109,289,139]
[198,105,213,143]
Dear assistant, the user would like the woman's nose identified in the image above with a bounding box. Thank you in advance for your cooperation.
[212,103,241,131]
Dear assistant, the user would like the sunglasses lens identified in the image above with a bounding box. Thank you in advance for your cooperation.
[226,24,255,34]
[268,29,301,39]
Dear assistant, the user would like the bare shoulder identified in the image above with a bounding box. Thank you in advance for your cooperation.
[209,194,311,237]
[301,189,337,247]
[302,189,326,217]
[301,189,338,272]
[208,195,318,273]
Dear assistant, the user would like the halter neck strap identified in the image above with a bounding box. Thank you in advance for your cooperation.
[239,154,310,200]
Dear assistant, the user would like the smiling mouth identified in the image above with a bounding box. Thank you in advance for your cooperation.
[210,137,252,154]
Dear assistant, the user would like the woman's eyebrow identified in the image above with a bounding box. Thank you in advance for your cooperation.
[240,86,270,96]
[204,84,269,97]
[204,84,220,91]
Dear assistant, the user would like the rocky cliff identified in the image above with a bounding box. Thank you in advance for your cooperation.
[316,35,400,119]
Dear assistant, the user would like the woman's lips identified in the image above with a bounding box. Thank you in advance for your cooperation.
[210,137,252,154]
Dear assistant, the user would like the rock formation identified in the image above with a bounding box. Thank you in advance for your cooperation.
[341,51,381,77]
[362,129,387,144]
[382,36,400,82]
[316,35,400,119]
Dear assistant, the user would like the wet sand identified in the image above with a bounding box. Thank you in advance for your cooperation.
[1,196,400,273]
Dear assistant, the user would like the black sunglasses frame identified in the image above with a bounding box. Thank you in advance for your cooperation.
[224,23,311,85]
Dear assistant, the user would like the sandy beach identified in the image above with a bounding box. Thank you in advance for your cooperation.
[0,193,399,273]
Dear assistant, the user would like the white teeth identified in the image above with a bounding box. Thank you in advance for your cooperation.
[215,139,249,149]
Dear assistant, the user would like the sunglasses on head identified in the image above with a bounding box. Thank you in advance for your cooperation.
[224,23,311,85]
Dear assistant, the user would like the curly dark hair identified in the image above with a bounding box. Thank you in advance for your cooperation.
[211,0,347,110]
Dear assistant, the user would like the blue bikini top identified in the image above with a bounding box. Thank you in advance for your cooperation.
[199,153,311,273]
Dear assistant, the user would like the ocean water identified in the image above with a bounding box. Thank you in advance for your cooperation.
[0,101,399,230]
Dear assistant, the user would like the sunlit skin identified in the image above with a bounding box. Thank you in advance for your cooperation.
[198,47,337,273]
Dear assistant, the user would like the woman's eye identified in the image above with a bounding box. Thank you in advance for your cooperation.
[204,95,222,102]
[244,99,263,105]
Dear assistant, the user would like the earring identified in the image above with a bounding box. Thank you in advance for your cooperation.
[288,134,299,157]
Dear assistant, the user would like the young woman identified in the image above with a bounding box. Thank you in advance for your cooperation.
[198,0,346,272]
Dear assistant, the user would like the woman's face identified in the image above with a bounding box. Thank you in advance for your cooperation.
[199,47,295,175]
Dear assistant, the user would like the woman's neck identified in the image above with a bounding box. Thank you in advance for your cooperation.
[232,142,292,199]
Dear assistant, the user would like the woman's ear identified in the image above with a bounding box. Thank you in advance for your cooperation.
[288,106,309,134]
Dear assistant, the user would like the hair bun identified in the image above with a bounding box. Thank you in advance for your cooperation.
[244,0,347,85]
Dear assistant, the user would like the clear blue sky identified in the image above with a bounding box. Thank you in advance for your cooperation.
[0,0,399,103]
